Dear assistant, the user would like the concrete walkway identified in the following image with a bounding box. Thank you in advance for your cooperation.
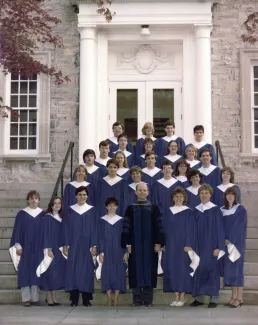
[0,305,257,325]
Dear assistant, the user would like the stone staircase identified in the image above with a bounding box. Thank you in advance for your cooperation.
[0,186,258,305]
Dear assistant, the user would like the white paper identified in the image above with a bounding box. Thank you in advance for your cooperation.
[188,250,200,277]
[157,251,163,275]
[36,249,53,277]
[227,243,241,262]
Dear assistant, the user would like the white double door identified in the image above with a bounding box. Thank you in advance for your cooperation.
[109,81,182,142]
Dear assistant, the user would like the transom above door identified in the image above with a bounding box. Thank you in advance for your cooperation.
[109,81,182,144]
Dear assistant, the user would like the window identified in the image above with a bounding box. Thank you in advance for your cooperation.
[252,66,258,150]
[9,74,38,151]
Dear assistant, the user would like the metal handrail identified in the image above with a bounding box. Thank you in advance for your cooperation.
[50,141,75,203]
[215,140,226,168]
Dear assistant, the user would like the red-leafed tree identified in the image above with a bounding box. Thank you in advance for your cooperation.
[242,12,258,44]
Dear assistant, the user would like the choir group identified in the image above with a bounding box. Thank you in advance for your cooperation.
[9,121,247,309]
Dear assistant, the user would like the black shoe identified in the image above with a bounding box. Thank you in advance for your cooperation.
[83,300,92,307]
[208,302,218,308]
[131,302,142,307]
[190,300,204,307]
[53,302,61,306]
[70,303,78,307]
[144,302,153,307]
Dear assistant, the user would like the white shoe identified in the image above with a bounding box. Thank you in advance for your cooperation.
[175,301,185,307]
[169,301,177,307]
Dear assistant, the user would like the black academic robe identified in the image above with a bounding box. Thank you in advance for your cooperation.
[121,201,165,289]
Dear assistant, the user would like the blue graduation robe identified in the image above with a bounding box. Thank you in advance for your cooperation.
[157,136,186,157]
[40,213,65,291]
[151,178,180,215]
[185,186,201,210]
[95,157,111,168]
[86,164,107,185]
[141,167,162,188]
[10,207,44,288]
[198,165,221,190]
[221,204,247,287]
[135,154,162,169]
[107,137,134,153]
[121,201,165,288]
[62,204,97,293]
[213,183,241,208]
[185,142,217,166]
[99,216,127,293]
[111,150,135,168]
[135,137,158,156]
[192,202,225,297]
[117,168,130,182]
[174,175,191,189]
[186,159,202,170]
[163,154,182,170]
[163,206,196,293]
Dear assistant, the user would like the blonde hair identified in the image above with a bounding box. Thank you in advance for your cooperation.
[185,145,198,160]
[114,151,128,168]
[74,164,87,181]
[142,122,155,136]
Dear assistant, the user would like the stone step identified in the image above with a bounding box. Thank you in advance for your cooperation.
[244,262,258,276]
[247,217,258,228]
[0,208,20,218]
[244,276,258,290]
[0,228,12,239]
[0,250,11,262]
[0,218,15,228]
[245,250,258,262]
[0,199,49,209]
[0,239,11,250]
[0,262,16,275]
[246,239,258,250]
[247,228,258,239]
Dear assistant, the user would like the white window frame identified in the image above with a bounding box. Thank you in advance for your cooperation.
[251,63,258,153]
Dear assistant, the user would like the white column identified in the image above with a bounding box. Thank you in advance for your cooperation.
[194,24,212,143]
[79,26,97,163]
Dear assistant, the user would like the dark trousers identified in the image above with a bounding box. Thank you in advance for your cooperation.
[132,287,153,304]
[70,290,93,306]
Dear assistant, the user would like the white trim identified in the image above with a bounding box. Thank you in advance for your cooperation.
[101,214,123,225]
[169,205,189,214]
[251,63,258,152]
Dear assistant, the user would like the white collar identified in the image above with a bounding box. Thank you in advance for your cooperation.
[196,201,216,212]
[47,213,62,222]
[117,167,129,176]
[70,181,90,188]
[162,135,178,142]
[186,185,200,195]
[157,177,178,188]
[176,175,188,182]
[198,164,217,176]
[140,154,145,159]
[186,159,200,168]
[101,215,123,225]
[23,207,42,218]
[192,141,207,149]
[128,182,146,190]
[108,136,118,145]
[164,154,182,163]
[70,203,93,215]
[141,135,156,141]
[85,165,99,174]
[103,175,122,186]
[221,204,240,216]
[142,167,161,177]
[113,149,132,157]
[95,157,110,165]
[170,206,189,214]
[217,183,235,192]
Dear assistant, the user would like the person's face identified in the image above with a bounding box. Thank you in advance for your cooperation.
[76,190,88,205]
[200,152,211,165]
[76,167,86,181]
[136,183,149,200]
[222,170,231,183]
[199,189,211,204]
[173,193,184,206]
[165,125,175,136]
[131,171,142,183]
[107,163,118,176]
[226,193,235,205]
[146,154,156,168]
[85,154,95,166]
[186,148,196,160]
[162,165,173,177]
[52,198,61,214]
[178,163,187,175]
[194,130,204,142]
[119,137,127,149]
[190,174,201,186]
[145,126,153,137]
[27,195,39,209]
[144,143,153,153]
[106,202,118,215]
[116,153,124,167]
[168,142,178,155]
[100,145,110,157]
[113,125,123,137]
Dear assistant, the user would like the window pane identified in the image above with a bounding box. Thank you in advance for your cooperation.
[20,95,27,107]
[19,124,27,136]
[11,95,18,107]
[10,124,18,136]
[117,89,138,144]
[29,74,37,81]
[153,89,174,138]
[11,74,19,81]
[255,136,258,148]
[10,138,18,150]
[28,137,36,149]
[11,110,19,122]
[29,82,37,93]
[11,82,19,94]
[20,75,28,81]
[29,110,37,122]
[20,110,28,122]
[19,137,27,149]
[29,124,37,135]
[255,122,258,134]
[29,95,36,107]
[20,82,28,94]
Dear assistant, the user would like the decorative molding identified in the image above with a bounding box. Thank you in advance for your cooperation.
[76,0,211,3]
[0,154,51,164]
[117,44,174,74]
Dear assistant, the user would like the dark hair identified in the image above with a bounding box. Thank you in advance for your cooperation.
[75,186,89,196]
[114,151,128,168]
[112,121,124,130]
[221,166,235,183]
[26,190,40,202]
[143,138,154,152]
[106,158,119,168]
[117,133,128,142]
[171,187,187,206]
[105,196,119,207]
[200,148,212,158]
[161,160,173,170]
[187,169,202,183]
[130,166,143,175]
[224,186,238,209]
[164,120,175,128]
[99,140,110,149]
[193,125,204,133]
[46,196,63,218]
[167,140,179,155]
[145,151,156,161]
[198,184,213,196]
[174,159,190,176]
[83,149,96,162]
